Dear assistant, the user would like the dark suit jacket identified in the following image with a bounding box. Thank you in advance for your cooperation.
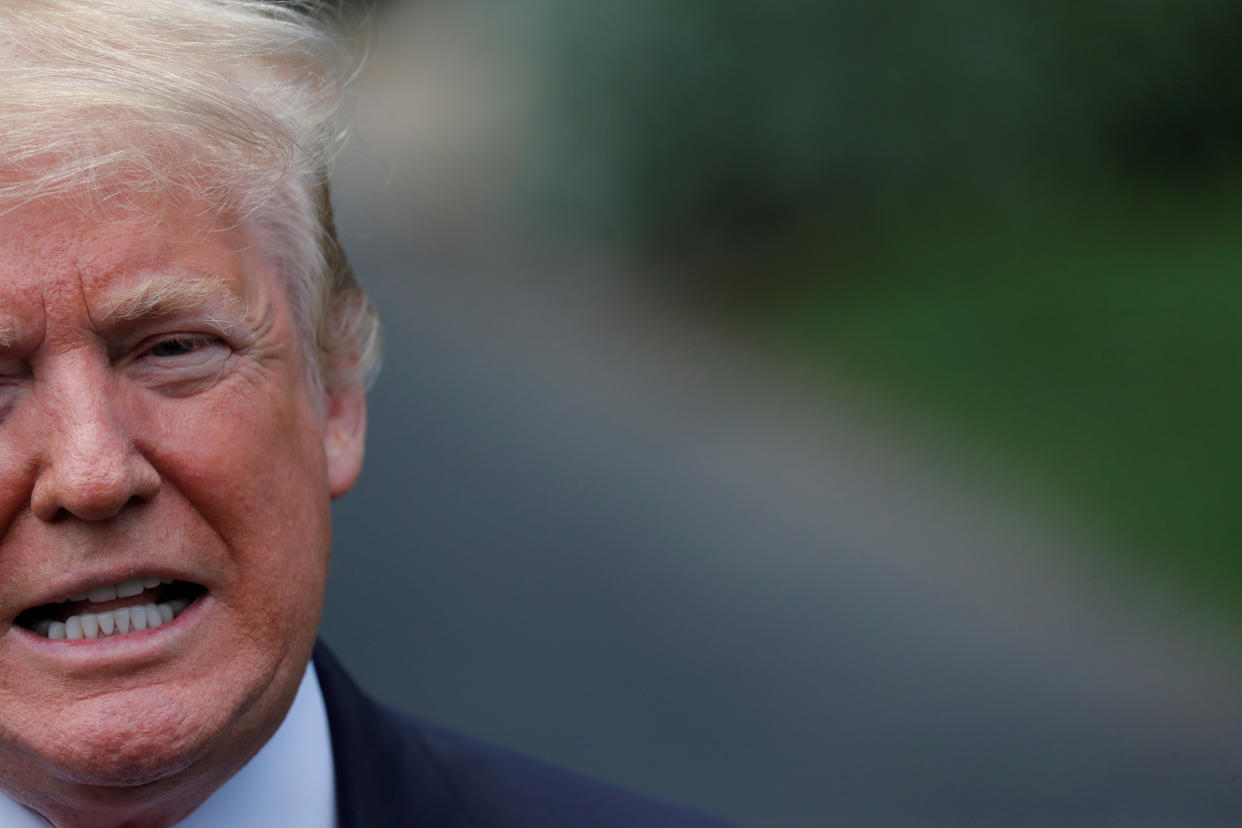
[313,642,732,827]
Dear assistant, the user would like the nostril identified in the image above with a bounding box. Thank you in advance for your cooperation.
[43,493,153,524]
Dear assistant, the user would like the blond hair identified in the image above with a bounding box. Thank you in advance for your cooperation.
[0,0,380,391]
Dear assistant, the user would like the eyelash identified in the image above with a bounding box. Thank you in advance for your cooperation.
[144,335,220,359]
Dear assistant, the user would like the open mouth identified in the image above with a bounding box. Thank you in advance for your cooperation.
[16,578,206,640]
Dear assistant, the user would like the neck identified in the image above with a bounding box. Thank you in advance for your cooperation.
[5,771,222,828]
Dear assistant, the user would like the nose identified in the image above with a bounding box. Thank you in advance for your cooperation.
[31,367,161,522]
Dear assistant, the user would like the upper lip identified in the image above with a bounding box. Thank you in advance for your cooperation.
[15,571,201,616]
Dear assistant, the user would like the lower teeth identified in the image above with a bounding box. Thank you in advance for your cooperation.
[37,599,189,640]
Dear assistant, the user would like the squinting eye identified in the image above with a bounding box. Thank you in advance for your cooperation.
[127,333,229,396]
[147,336,214,358]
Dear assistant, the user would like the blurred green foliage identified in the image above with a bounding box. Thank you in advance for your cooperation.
[522,0,1242,249]
[771,187,1242,603]
[511,0,1242,605]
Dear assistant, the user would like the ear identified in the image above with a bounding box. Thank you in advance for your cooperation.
[323,381,367,499]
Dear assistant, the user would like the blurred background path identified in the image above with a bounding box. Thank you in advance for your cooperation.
[320,3,1242,825]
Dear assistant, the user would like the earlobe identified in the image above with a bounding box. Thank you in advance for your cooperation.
[323,382,367,499]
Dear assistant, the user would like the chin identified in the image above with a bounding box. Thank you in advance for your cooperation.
[38,666,296,800]
[34,687,229,789]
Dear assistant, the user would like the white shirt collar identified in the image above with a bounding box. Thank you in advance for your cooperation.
[0,662,337,827]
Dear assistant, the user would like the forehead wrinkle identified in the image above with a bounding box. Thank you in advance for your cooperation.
[96,274,248,333]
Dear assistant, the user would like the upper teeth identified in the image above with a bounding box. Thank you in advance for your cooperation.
[33,577,188,640]
[64,577,171,603]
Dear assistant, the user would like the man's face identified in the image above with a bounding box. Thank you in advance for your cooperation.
[0,197,364,803]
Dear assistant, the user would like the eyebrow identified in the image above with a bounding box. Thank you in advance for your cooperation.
[96,274,248,332]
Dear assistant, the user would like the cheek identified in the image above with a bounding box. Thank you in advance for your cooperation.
[138,379,333,609]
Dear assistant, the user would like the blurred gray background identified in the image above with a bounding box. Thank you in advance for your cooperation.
[318,2,1242,825]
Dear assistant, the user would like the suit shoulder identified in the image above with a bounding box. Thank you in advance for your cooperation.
[314,642,732,827]
[404,713,733,828]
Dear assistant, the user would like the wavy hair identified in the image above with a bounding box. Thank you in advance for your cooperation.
[0,0,380,392]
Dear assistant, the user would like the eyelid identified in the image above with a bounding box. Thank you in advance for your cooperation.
[147,334,213,354]
[149,333,218,345]
[144,332,226,354]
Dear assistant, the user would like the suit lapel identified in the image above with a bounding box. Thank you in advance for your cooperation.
[313,641,477,828]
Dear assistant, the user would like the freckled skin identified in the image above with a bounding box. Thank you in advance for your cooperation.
[0,198,366,828]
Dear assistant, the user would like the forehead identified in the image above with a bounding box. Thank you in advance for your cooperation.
[0,197,264,327]
[3,197,244,273]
